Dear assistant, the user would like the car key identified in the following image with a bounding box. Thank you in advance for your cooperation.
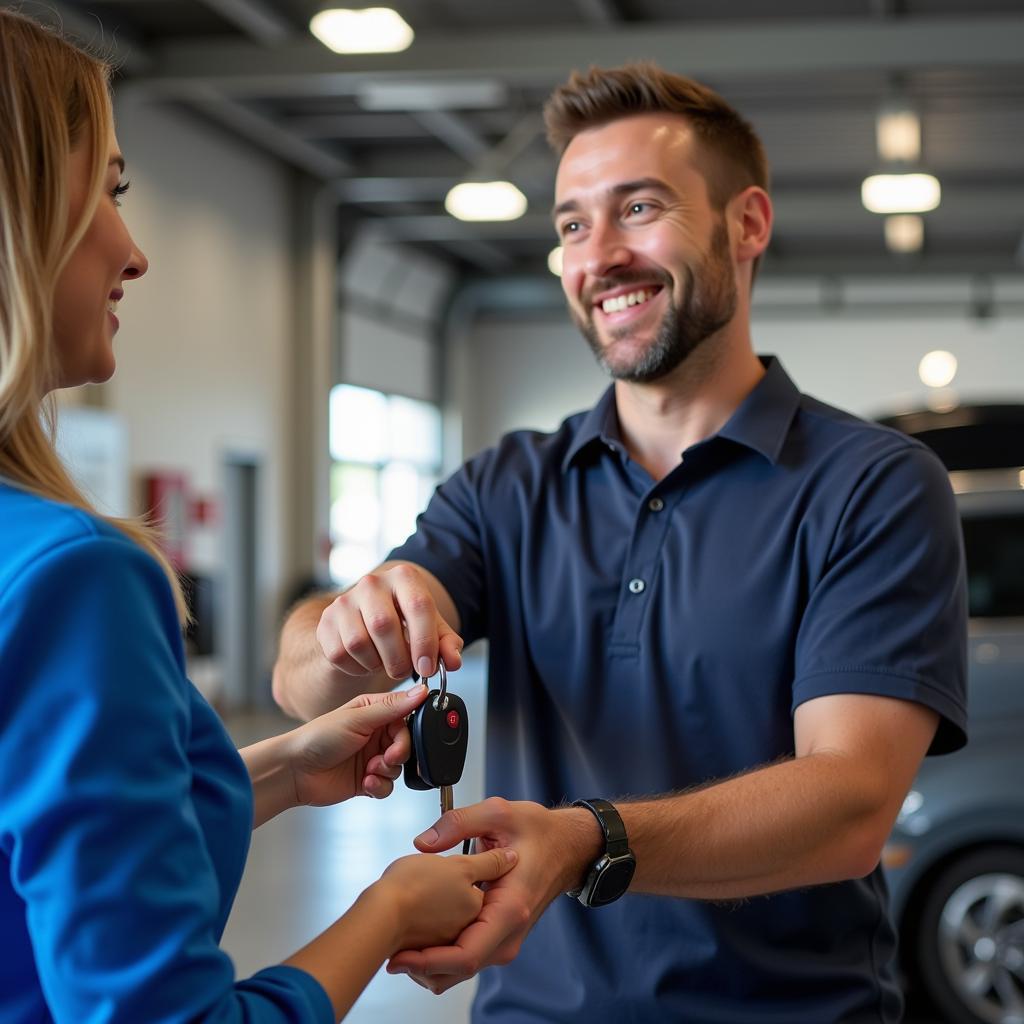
[404,663,473,852]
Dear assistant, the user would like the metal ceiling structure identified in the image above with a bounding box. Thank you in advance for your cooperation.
[25,0,1024,280]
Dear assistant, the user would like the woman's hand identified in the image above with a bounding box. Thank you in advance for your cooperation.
[289,683,429,807]
[373,848,519,955]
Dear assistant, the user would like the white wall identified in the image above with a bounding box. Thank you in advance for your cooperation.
[456,304,1024,456]
[107,92,294,680]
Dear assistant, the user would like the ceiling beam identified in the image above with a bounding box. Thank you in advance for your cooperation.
[441,239,517,273]
[573,0,620,27]
[378,214,553,242]
[144,16,1024,97]
[194,0,294,45]
[286,113,425,139]
[179,86,352,178]
[412,110,490,163]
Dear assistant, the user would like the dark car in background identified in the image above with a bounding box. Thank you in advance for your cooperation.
[879,406,1024,1024]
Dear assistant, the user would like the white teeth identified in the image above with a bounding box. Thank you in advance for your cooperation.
[601,289,654,314]
[107,299,119,313]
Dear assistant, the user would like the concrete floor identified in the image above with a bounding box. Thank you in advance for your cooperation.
[219,655,942,1023]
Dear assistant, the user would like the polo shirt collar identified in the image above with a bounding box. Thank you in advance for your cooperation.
[717,356,801,465]
[563,356,800,472]
[562,385,621,472]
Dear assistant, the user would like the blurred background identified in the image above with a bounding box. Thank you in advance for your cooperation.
[21,1,1024,1021]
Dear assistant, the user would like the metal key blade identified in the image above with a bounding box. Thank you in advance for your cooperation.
[440,785,454,815]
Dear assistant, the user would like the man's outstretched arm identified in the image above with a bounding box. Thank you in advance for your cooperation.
[388,692,939,994]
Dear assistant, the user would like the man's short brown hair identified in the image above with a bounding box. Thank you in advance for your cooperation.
[544,62,769,209]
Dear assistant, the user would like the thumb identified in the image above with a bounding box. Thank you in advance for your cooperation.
[342,683,428,733]
[466,847,518,884]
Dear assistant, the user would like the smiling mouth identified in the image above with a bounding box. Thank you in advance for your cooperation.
[598,287,661,315]
[107,298,119,314]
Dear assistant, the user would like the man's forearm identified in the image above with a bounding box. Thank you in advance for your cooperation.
[614,751,895,901]
[272,593,393,720]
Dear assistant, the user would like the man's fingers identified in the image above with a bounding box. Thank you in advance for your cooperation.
[438,628,464,673]
[315,611,370,676]
[388,564,445,679]
[413,812,468,853]
[319,594,391,675]
[414,797,510,852]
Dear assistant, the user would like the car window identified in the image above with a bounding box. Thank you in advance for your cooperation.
[963,514,1024,618]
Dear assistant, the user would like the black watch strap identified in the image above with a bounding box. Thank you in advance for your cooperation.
[572,798,629,858]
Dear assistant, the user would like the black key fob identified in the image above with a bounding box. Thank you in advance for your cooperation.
[406,689,469,790]
[403,734,433,791]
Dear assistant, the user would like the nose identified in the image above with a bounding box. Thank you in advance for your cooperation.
[123,237,149,281]
[582,218,633,279]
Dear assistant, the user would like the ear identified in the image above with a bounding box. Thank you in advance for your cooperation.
[730,186,772,266]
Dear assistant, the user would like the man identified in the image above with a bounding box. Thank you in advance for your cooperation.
[274,63,967,1023]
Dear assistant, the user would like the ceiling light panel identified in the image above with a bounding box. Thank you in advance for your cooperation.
[861,173,941,214]
[884,214,924,254]
[877,107,921,163]
[310,7,414,54]
[445,181,527,222]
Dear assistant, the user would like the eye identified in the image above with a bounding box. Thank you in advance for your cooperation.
[559,220,581,238]
[110,180,131,207]
[627,201,651,216]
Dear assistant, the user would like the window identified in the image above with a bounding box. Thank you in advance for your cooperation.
[962,514,1024,619]
[328,384,441,585]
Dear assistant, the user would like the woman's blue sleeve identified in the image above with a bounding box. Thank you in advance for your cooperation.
[0,532,333,1023]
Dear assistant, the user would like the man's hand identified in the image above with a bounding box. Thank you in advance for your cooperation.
[385,798,603,994]
[274,562,464,721]
[317,563,463,683]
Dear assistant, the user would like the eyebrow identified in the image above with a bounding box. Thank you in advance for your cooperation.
[551,177,676,221]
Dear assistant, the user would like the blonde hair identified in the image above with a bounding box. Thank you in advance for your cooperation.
[0,10,187,623]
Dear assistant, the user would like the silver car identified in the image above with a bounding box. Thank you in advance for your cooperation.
[883,463,1024,1024]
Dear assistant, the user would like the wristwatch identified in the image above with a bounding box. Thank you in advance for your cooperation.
[567,798,636,907]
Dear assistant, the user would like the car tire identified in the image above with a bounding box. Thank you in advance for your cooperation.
[914,845,1024,1024]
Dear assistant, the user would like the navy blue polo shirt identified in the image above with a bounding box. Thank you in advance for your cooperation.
[389,356,967,1024]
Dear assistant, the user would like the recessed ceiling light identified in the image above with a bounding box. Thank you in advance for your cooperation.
[918,350,957,389]
[884,214,924,254]
[445,181,527,222]
[309,7,414,54]
[862,173,941,214]
[877,106,921,163]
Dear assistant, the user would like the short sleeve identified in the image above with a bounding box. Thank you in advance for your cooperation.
[0,533,332,1023]
[388,458,490,644]
[792,444,968,754]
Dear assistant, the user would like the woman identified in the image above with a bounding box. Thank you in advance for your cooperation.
[0,11,513,1022]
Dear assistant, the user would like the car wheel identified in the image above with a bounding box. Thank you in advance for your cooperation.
[915,846,1024,1024]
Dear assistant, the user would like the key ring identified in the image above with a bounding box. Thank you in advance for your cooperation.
[432,661,449,712]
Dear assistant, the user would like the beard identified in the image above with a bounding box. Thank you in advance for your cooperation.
[572,221,737,384]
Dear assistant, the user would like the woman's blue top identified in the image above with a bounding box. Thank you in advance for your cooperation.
[0,482,332,1023]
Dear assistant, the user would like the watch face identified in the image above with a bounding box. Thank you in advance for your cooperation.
[590,855,637,907]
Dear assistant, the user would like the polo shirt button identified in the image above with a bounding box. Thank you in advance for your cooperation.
[648,497,664,512]
[628,578,646,594]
